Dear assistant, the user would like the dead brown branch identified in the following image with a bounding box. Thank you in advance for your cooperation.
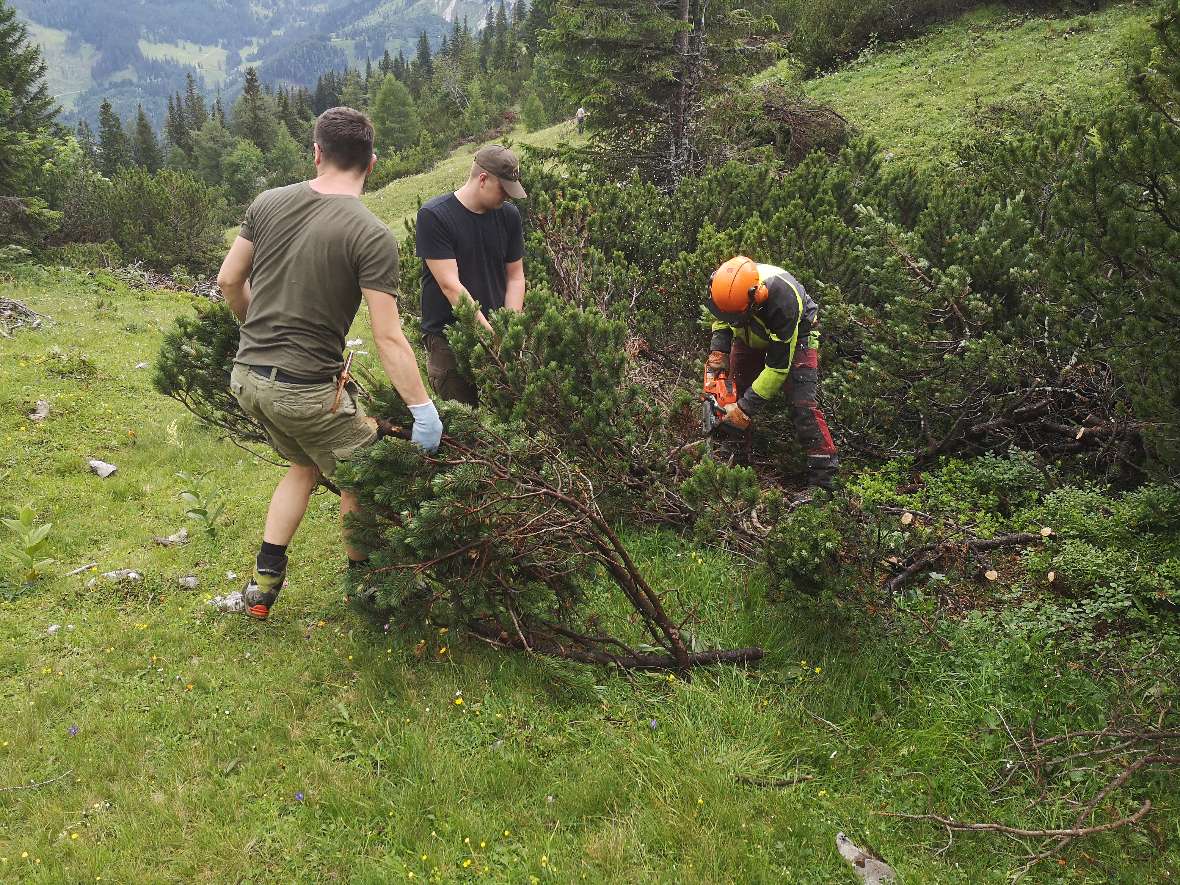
[877,800,1152,838]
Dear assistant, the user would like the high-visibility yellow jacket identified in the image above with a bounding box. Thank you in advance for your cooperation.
[709,264,818,409]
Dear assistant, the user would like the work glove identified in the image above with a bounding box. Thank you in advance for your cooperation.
[408,400,443,453]
[703,350,729,388]
[721,402,751,431]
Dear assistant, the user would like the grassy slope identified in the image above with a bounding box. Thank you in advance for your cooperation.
[0,270,1175,882]
[24,22,99,114]
[138,39,229,87]
[364,121,582,234]
[770,2,1155,166]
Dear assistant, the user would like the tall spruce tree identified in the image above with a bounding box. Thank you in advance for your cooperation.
[183,73,208,131]
[0,0,60,243]
[97,98,131,177]
[479,7,495,71]
[132,104,163,171]
[339,69,366,110]
[371,75,420,151]
[492,0,510,70]
[75,119,98,164]
[190,116,235,186]
[414,31,433,89]
[543,0,770,185]
[0,0,58,132]
[232,67,279,152]
[164,94,191,154]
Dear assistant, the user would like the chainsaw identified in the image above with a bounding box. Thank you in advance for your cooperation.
[701,372,741,437]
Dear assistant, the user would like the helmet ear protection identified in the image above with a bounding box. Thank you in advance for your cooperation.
[707,257,767,320]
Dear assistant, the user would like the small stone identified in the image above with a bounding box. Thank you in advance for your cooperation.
[179,576,199,589]
[900,511,914,526]
[153,528,189,547]
[225,571,237,581]
[28,400,50,422]
[88,459,118,478]
[984,569,999,581]
[47,624,61,635]
[1040,527,1053,537]
[1047,571,1056,583]
[101,569,142,583]
[836,832,896,883]
[134,362,149,369]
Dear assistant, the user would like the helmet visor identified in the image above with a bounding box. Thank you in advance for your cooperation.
[706,297,751,326]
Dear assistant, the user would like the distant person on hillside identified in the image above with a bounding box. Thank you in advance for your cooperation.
[575,105,587,135]
[216,106,442,621]
[416,144,527,406]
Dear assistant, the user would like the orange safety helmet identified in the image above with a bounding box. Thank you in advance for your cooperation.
[707,256,767,322]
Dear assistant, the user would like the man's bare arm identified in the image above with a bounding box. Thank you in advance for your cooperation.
[363,288,431,406]
[504,258,525,312]
[217,237,255,322]
[423,257,494,332]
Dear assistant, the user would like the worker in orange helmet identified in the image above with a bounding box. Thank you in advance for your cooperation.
[704,256,839,491]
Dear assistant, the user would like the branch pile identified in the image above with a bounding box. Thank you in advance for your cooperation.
[0,298,46,337]
[343,410,761,671]
[879,719,1180,880]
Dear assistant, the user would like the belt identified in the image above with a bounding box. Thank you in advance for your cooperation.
[247,364,336,385]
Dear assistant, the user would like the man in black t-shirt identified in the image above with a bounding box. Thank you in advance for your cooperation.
[416,143,527,405]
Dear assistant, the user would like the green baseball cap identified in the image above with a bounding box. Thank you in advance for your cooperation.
[474,144,527,199]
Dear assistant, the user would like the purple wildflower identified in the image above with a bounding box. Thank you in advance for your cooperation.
[68,725,79,737]
[649,719,658,730]
[295,791,305,802]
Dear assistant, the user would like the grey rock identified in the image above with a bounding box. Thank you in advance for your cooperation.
[836,832,896,884]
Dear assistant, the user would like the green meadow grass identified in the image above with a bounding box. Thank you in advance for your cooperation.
[0,266,1175,882]
[766,2,1156,167]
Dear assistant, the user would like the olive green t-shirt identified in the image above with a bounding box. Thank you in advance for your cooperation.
[234,182,399,377]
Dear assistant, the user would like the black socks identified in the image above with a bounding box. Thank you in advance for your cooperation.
[257,541,288,576]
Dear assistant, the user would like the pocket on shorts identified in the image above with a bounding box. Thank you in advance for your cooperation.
[270,387,332,420]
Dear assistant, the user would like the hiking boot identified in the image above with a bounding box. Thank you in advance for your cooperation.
[243,554,287,620]
[805,454,839,492]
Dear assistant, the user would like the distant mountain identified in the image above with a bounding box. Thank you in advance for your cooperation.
[13,0,499,127]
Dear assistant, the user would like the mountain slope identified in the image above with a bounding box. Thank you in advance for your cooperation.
[779,2,1154,166]
[12,0,497,126]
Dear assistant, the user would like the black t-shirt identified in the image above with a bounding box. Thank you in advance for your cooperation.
[416,193,525,336]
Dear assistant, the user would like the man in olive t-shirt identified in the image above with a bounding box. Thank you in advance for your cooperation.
[216,106,442,621]
[233,182,399,377]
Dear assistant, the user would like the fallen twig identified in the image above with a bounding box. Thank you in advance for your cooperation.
[876,800,1152,838]
[0,769,73,794]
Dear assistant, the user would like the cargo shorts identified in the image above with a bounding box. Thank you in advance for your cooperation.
[229,363,378,478]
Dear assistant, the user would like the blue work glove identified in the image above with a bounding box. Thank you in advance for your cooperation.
[408,400,443,453]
